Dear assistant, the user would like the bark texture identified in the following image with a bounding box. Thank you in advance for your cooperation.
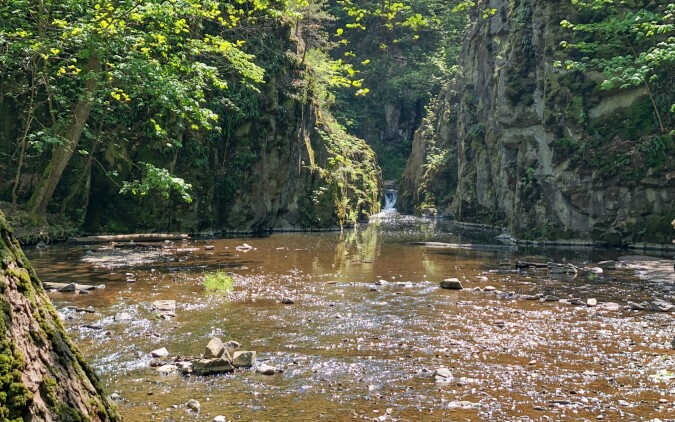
[0,210,119,421]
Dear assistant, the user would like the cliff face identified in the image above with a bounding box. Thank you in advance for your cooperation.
[400,0,675,243]
[0,210,119,421]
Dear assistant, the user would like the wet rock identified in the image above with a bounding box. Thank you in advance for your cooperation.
[599,302,621,311]
[205,338,225,359]
[152,300,176,314]
[569,298,584,306]
[589,267,604,274]
[213,416,227,422]
[484,286,496,292]
[235,243,253,252]
[77,289,90,295]
[544,295,559,302]
[597,260,616,270]
[225,340,240,357]
[587,298,598,307]
[439,278,463,290]
[523,295,539,301]
[186,399,200,412]
[59,283,77,292]
[375,279,388,286]
[628,301,645,311]
[232,351,257,368]
[205,245,215,250]
[256,363,276,375]
[193,358,235,375]
[650,300,674,312]
[433,367,454,383]
[156,364,178,375]
[281,296,295,304]
[150,347,169,358]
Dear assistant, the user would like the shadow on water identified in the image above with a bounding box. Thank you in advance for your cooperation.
[24,215,675,421]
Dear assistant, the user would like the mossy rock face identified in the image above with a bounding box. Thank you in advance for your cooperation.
[0,210,119,421]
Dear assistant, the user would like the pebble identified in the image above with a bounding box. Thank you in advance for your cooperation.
[186,399,200,412]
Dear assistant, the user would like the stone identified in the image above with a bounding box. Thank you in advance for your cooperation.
[256,363,276,375]
[186,399,200,412]
[281,296,295,304]
[589,267,604,274]
[109,393,123,402]
[156,364,178,375]
[433,367,453,383]
[650,300,674,312]
[193,358,235,375]
[439,278,463,290]
[599,302,621,311]
[59,283,77,292]
[177,361,193,374]
[205,338,225,359]
[205,245,215,250]
[232,351,257,368]
[152,300,176,313]
[569,298,584,306]
[225,340,240,357]
[150,347,169,358]
[544,295,559,302]
[375,279,388,286]
[587,298,598,307]
[597,260,617,270]
[628,301,645,311]
[484,286,496,292]
[213,416,227,422]
[672,337,675,350]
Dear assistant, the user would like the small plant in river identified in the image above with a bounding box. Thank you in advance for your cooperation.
[203,271,233,293]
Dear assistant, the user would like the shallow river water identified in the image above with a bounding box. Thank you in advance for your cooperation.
[26,213,675,421]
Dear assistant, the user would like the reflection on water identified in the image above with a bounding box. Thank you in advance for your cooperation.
[25,215,675,421]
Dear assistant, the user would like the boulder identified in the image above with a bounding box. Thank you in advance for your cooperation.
[232,351,257,368]
[434,367,454,383]
[256,363,276,375]
[59,282,77,292]
[193,358,235,375]
[205,338,225,359]
[587,298,598,307]
[544,295,559,302]
[439,278,463,290]
[650,300,674,312]
[281,296,295,304]
[150,347,169,358]
[186,399,200,412]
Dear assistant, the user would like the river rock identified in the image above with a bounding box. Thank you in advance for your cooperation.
[213,416,227,422]
[150,347,169,358]
[256,363,276,375]
[589,267,604,274]
[205,245,215,250]
[484,286,496,292]
[569,298,584,306]
[205,338,225,359]
[439,278,463,290]
[281,296,295,304]
[650,300,674,312]
[597,260,617,270]
[544,295,559,302]
[193,358,234,375]
[186,399,200,412]
[59,283,77,292]
[433,367,454,383]
[587,298,598,307]
[152,300,176,313]
[375,279,388,286]
[599,302,621,311]
[225,340,241,356]
[156,364,178,375]
[114,312,133,322]
[627,301,645,311]
[232,351,257,368]
[177,361,193,374]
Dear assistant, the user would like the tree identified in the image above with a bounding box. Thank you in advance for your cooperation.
[0,209,119,420]
[0,0,270,219]
[557,1,675,133]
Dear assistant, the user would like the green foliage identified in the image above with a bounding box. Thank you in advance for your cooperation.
[203,271,234,292]
[556,1,675,132]
[120,163,193,203]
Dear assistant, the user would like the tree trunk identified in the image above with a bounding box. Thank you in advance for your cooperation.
[0,210,119,421]
[26,55,100,218]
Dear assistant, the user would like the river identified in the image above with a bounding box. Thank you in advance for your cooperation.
[25,213,675,421]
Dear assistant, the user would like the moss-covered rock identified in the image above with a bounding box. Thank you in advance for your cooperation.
[0,210,119,421]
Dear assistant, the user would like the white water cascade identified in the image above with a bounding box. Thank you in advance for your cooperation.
[382,189,397,212]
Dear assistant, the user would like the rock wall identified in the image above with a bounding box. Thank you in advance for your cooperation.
[400,0,675,243]
[0,210,119,421]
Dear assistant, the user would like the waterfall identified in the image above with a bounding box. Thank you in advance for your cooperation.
[383,189,397,211]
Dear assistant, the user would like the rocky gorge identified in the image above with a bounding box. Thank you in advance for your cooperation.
[400,0,675,244]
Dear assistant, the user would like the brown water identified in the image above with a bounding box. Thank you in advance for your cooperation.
[26,215,675,421]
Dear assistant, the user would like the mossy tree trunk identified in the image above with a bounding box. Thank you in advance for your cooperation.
[0,210,119,421]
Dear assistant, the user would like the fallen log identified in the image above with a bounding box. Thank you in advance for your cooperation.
[69,233,189,244]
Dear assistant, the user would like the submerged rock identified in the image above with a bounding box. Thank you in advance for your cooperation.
[439,278,463,290]
[193,358,235,375]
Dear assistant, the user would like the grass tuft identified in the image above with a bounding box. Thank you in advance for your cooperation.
[203,271,233,292]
